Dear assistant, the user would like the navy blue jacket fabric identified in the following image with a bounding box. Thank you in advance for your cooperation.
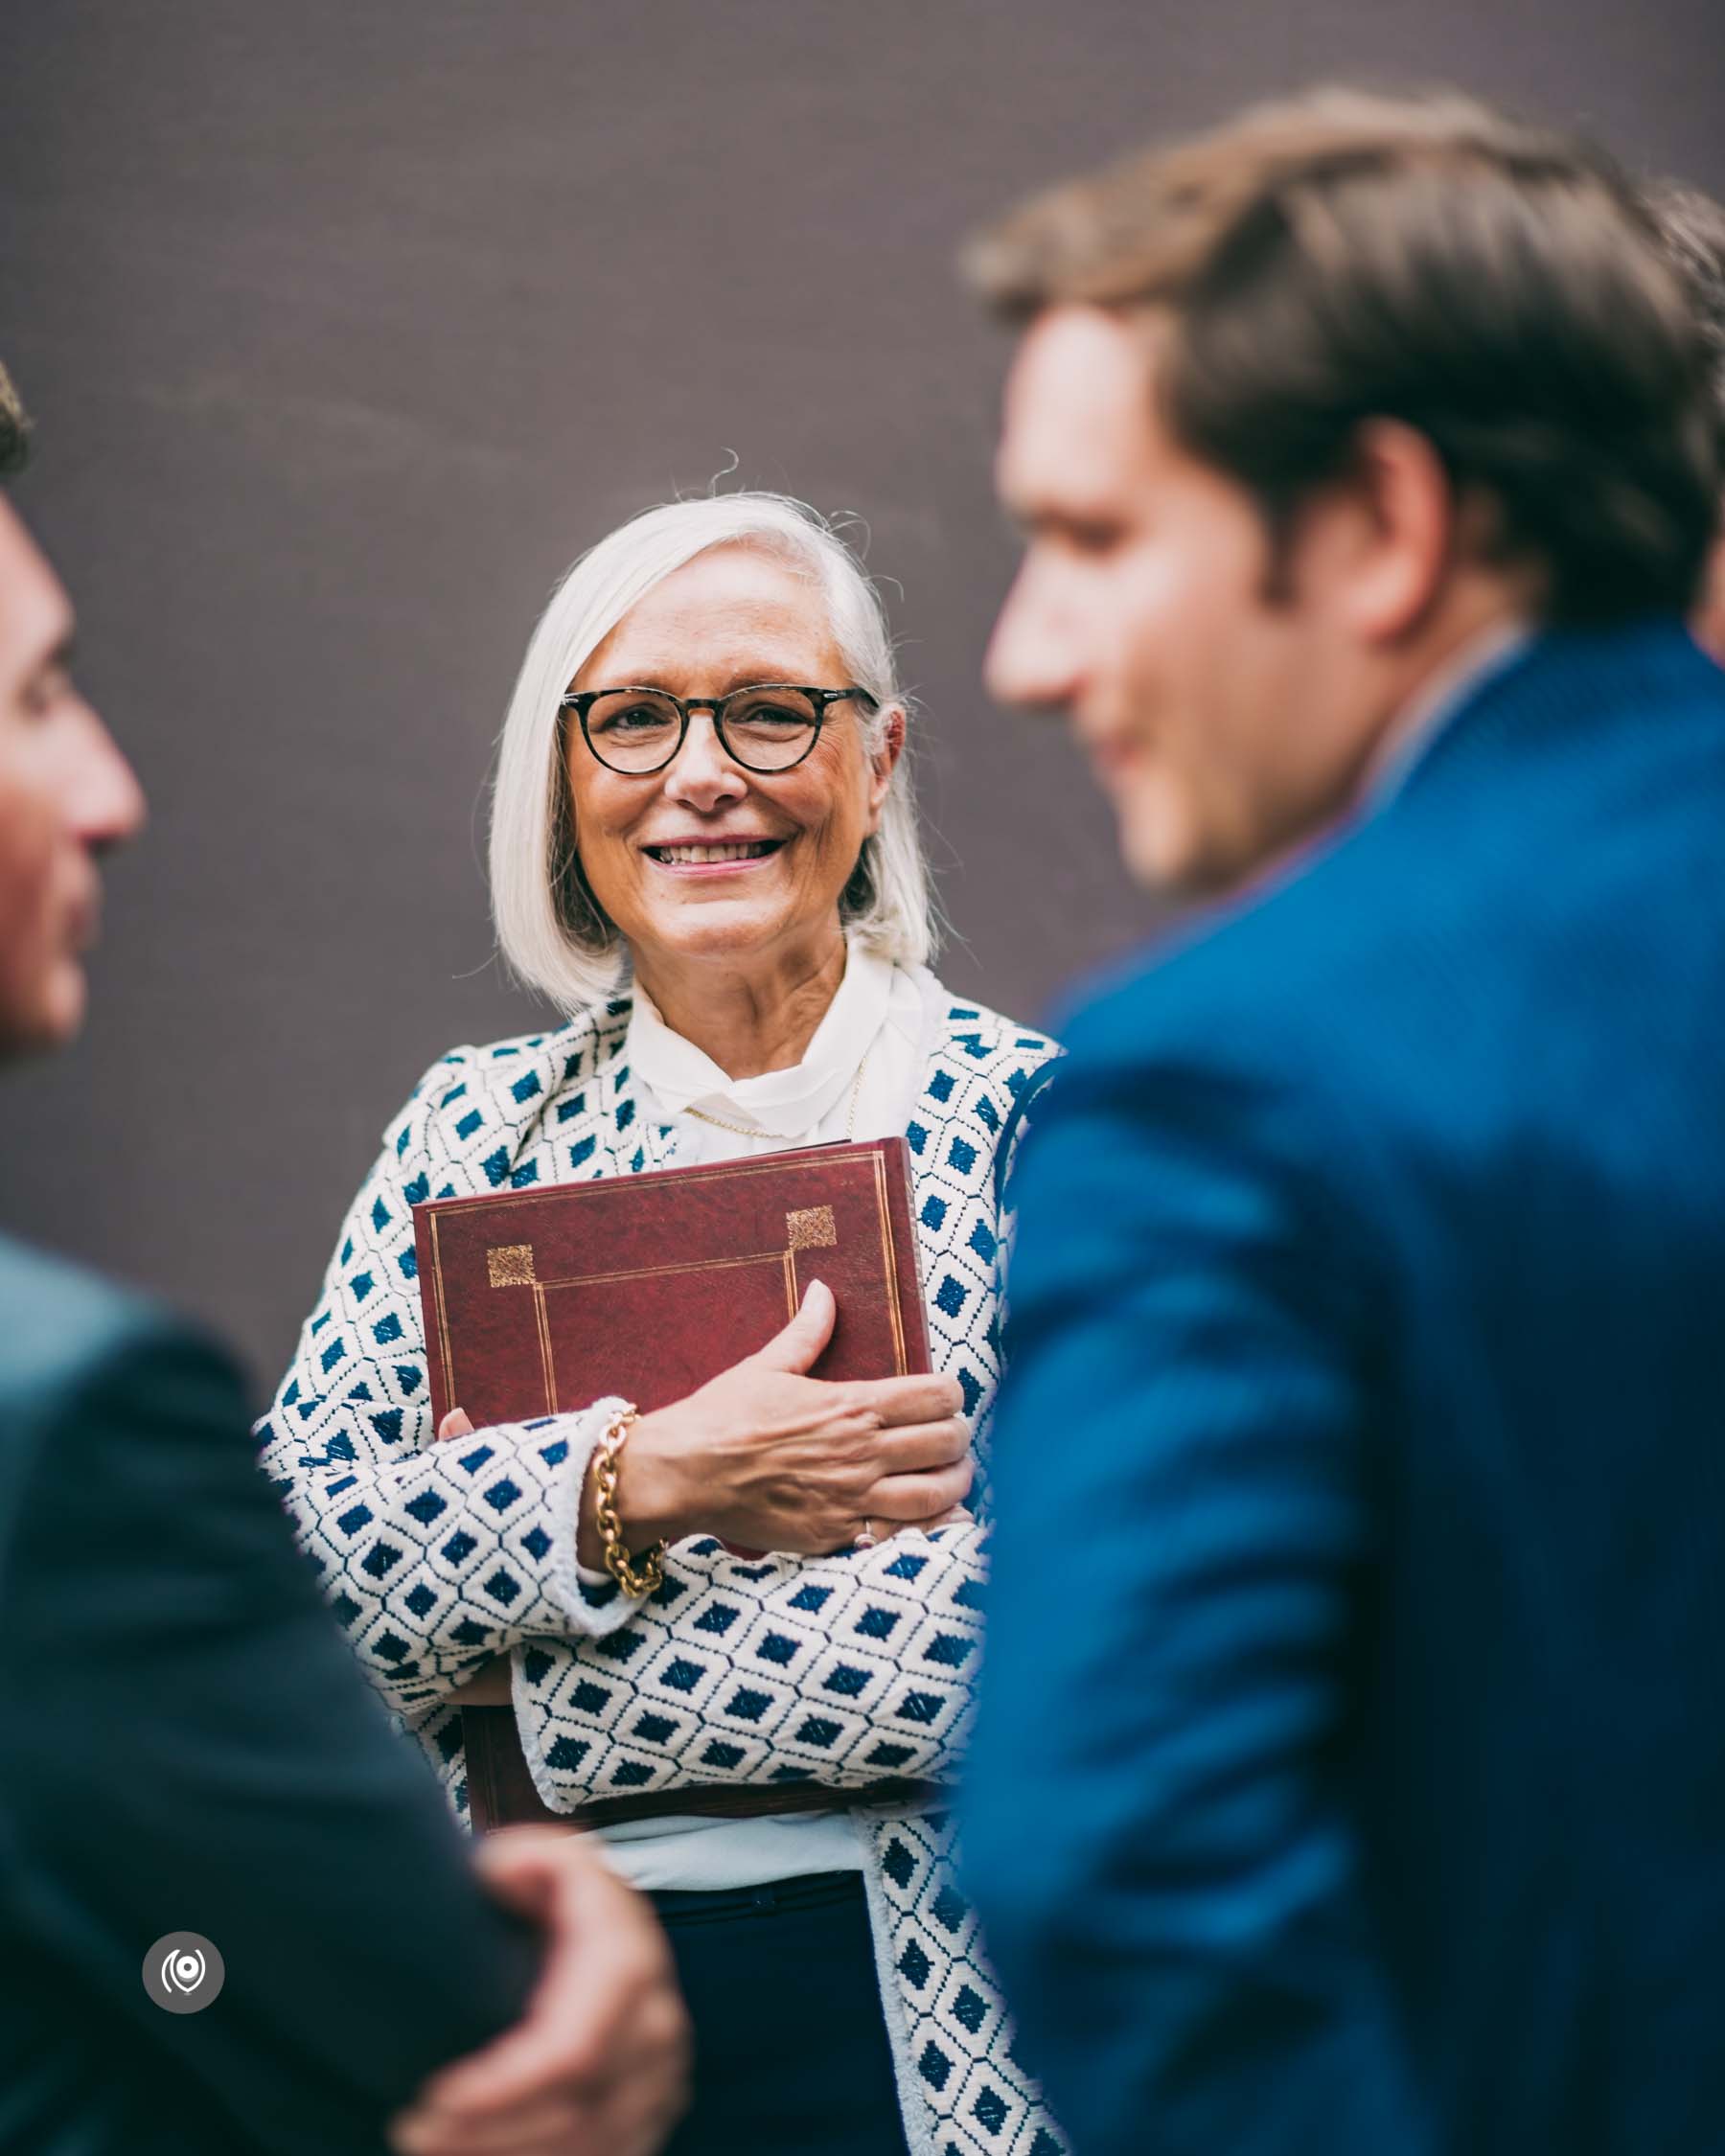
[0,1236,538,2155]
[966,624,1725,2156]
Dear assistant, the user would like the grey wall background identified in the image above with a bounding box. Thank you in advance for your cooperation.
[3,0,1721,1381]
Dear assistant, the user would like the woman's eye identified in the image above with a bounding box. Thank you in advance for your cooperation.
[732,701,813,730]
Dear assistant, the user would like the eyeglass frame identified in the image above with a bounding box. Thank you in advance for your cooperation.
[559,681,880,776]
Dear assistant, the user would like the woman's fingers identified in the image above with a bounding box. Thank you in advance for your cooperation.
[863,1455,976,1523]
[638,1341,966,1553]
[868,1417,972,1477]
[847,1369,963,1424]
[920,1503,976,1532]
[877,1502,975,1545]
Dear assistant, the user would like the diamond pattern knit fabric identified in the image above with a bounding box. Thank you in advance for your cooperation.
[258,984,1066,2156]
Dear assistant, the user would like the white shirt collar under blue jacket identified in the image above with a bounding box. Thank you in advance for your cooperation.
[1365,614,1533,807]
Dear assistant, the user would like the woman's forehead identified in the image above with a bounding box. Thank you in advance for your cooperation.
[579,545,843,688]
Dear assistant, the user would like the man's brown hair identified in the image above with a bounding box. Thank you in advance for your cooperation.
[966,88,1720,622]
[1645,179,1725,453]
[0,360,31,477]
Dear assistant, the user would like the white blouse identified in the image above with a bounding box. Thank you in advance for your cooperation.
[591,934,937,1892]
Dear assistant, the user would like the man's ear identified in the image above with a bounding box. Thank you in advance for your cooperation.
[864,704,907,830]
[1693,529,1725,665]
[1331,419,1459,646]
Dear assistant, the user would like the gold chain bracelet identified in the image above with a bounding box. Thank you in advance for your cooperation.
[591,1403,666,1598]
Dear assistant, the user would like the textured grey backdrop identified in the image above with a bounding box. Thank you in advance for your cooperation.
[3,0,1721,1378]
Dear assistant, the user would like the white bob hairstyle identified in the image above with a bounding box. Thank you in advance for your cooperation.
[490,493,937,1016]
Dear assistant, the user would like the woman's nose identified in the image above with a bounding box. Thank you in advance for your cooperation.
[663,711,748,808]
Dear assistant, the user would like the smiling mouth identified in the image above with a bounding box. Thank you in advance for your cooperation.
[643,839,786,865]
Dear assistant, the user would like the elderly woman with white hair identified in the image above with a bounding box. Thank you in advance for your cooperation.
[259,493,1065,2156]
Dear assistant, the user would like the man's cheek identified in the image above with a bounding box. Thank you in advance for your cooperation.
[1109,560,1171,675]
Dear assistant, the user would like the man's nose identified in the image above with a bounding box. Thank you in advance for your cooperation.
[663,710,748,807]
[984,567,1082,715]
[68,702,147,852]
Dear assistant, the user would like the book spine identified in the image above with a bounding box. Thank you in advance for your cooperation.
[412,1204,452,1430]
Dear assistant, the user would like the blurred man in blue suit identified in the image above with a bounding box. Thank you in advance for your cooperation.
[961,90,1725,2156]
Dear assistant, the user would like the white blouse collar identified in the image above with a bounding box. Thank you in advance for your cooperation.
[625,932,898,1141]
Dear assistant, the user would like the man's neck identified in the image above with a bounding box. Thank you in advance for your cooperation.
[1213,591,1536,914]
[632,929,848,1081]
[1361,601,1533,804]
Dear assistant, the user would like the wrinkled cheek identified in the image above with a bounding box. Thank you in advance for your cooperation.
[580,837,645,928]
[808,816,860,903]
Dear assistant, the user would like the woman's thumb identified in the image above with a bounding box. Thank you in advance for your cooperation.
[750,1278,837,1373]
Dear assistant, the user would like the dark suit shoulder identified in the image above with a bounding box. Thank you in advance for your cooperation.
[0,1243,540,2156]
[0,1235,243,1546]
[0,1232,181,1406]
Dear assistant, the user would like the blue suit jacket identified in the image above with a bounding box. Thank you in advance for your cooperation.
[967,624,1725,2156]
[0,1237,538,2154]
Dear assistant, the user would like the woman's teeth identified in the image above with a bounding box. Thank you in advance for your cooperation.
[648,841,779,863]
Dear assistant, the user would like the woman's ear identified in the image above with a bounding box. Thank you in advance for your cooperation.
[864,704,906,831]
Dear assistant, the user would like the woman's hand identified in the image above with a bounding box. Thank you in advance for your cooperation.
[592,1281,972,1558]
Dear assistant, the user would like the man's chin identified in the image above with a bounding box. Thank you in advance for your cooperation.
[1115,790,1277,905]
[0,962,90,1059]
[1116,800,1204,897]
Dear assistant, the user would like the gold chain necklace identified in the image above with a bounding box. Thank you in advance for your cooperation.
[682,1043,871,1144]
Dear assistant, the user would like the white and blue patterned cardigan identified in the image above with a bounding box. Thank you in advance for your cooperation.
[258,984,1066,2156]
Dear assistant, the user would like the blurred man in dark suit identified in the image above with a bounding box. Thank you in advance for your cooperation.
[0,362,687,2156]
[961,90,1725,2156]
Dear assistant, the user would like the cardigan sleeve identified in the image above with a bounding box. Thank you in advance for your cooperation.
[510,1516,992,1810]
[255,1051,638,1717]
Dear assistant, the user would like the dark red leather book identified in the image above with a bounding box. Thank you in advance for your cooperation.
[413,1135,932,1436]
[412,1137,932,1834]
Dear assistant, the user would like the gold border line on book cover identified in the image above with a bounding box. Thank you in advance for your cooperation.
[430,1153,878,1217]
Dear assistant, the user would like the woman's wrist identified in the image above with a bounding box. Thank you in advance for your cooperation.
[576,1408,687,1567]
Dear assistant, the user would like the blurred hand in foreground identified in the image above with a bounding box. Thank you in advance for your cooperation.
[389,1826,690,2156]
